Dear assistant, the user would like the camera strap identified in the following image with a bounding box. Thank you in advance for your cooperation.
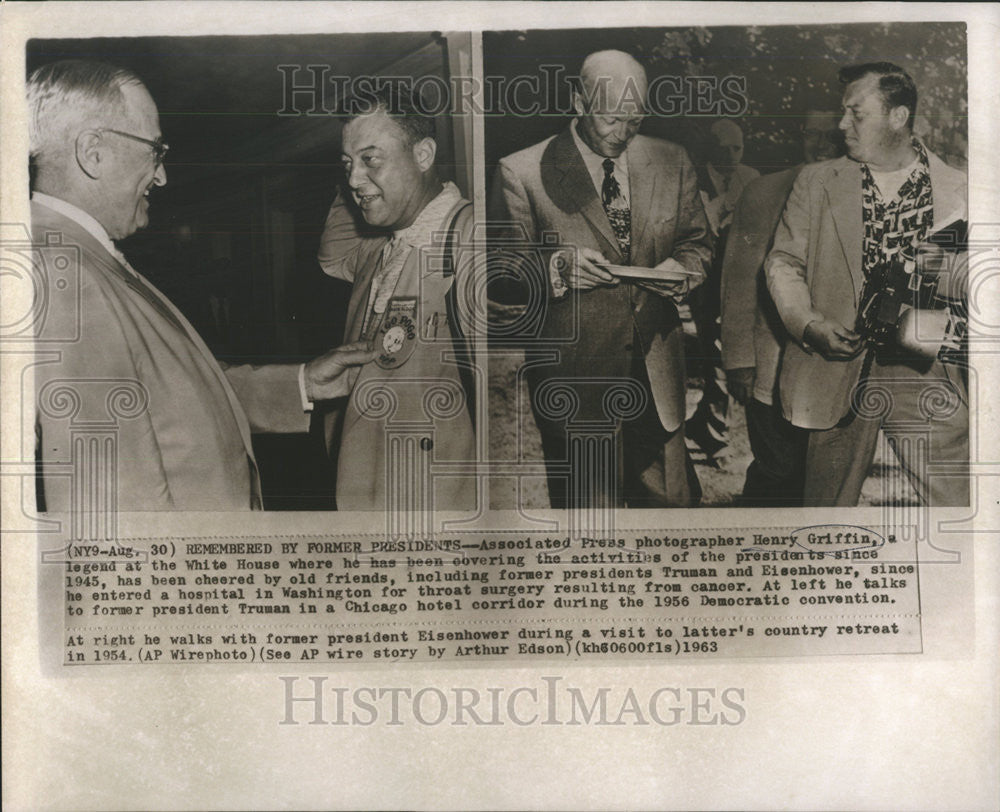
[443,203,476,427]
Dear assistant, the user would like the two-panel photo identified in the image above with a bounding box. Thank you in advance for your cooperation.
[6,8,994,811]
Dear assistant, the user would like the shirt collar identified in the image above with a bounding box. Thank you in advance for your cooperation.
[863,138,929,178]
[861,138,929,204]
[32,192,118,258]
[392,181,463,249]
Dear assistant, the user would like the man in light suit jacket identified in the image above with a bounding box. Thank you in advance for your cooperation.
[30,60,372,512]
[720,109,842,506]
[765,63,968,506]
[490,50,712,508]
[317,87,477,511]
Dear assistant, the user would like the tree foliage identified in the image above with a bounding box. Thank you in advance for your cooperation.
[636,22,968,172]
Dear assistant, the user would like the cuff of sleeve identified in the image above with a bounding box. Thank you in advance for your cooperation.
[298,363,313,412]
[789,311,826,347]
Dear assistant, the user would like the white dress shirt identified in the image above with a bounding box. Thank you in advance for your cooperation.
[570,118,631,208]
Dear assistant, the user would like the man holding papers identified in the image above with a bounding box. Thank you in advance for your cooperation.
[490,50,712,508]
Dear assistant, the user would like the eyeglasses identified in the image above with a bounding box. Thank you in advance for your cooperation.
[101,128,170,165]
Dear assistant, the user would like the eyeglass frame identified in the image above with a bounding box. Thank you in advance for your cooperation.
[99,128,170,165]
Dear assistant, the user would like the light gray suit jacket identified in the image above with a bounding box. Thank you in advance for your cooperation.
[720,166,800,405]
[33,201,307,511]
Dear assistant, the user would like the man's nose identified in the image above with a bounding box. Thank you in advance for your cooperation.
[153,162,167,187]
[838,112,851,131]
[347,162,366,189]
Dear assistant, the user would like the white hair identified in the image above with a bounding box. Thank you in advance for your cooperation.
[27,60,144,165]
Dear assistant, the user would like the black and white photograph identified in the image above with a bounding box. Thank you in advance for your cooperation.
[1,3,997,811]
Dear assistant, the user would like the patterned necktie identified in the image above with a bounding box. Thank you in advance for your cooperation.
[601,158,631,262]
[602,158,622,207]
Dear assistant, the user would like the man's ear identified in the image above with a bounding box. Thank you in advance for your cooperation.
[889,105,910,133]
[572,90,586,118]
[412,137,437,172]
[75,130,105,179]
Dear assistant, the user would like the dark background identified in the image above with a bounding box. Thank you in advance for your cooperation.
[28,33,457,508]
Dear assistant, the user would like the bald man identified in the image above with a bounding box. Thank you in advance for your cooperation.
[490,50,712,508]
[700,120,760,234]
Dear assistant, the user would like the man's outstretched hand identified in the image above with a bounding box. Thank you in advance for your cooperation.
[304,341,377,401]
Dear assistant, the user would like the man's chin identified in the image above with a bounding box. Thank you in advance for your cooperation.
[132,204,150,233]
[360,209,391,228]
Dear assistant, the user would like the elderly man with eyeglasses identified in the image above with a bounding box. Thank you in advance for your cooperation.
[29,60,374,511]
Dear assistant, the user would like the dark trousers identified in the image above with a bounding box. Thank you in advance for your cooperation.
[685,239,729,458]
[738,397,808,507]
[533,337,701,510]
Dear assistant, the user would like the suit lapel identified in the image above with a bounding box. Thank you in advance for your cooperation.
[927,151,967,228]
[825,159,864,302]
[544,128,621,260]
[31,202,260,469]
[824,150,967,307]
[113,262,187,332]
[627,136,655,253]
[130,267,259,460]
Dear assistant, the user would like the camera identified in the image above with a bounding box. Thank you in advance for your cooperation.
[855,220,967,364]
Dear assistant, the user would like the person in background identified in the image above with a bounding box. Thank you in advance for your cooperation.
[685,119,760,463]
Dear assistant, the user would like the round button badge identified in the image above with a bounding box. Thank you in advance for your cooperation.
[375,297,418,369]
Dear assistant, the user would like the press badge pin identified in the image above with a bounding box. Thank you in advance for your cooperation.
[375,297,418,369]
